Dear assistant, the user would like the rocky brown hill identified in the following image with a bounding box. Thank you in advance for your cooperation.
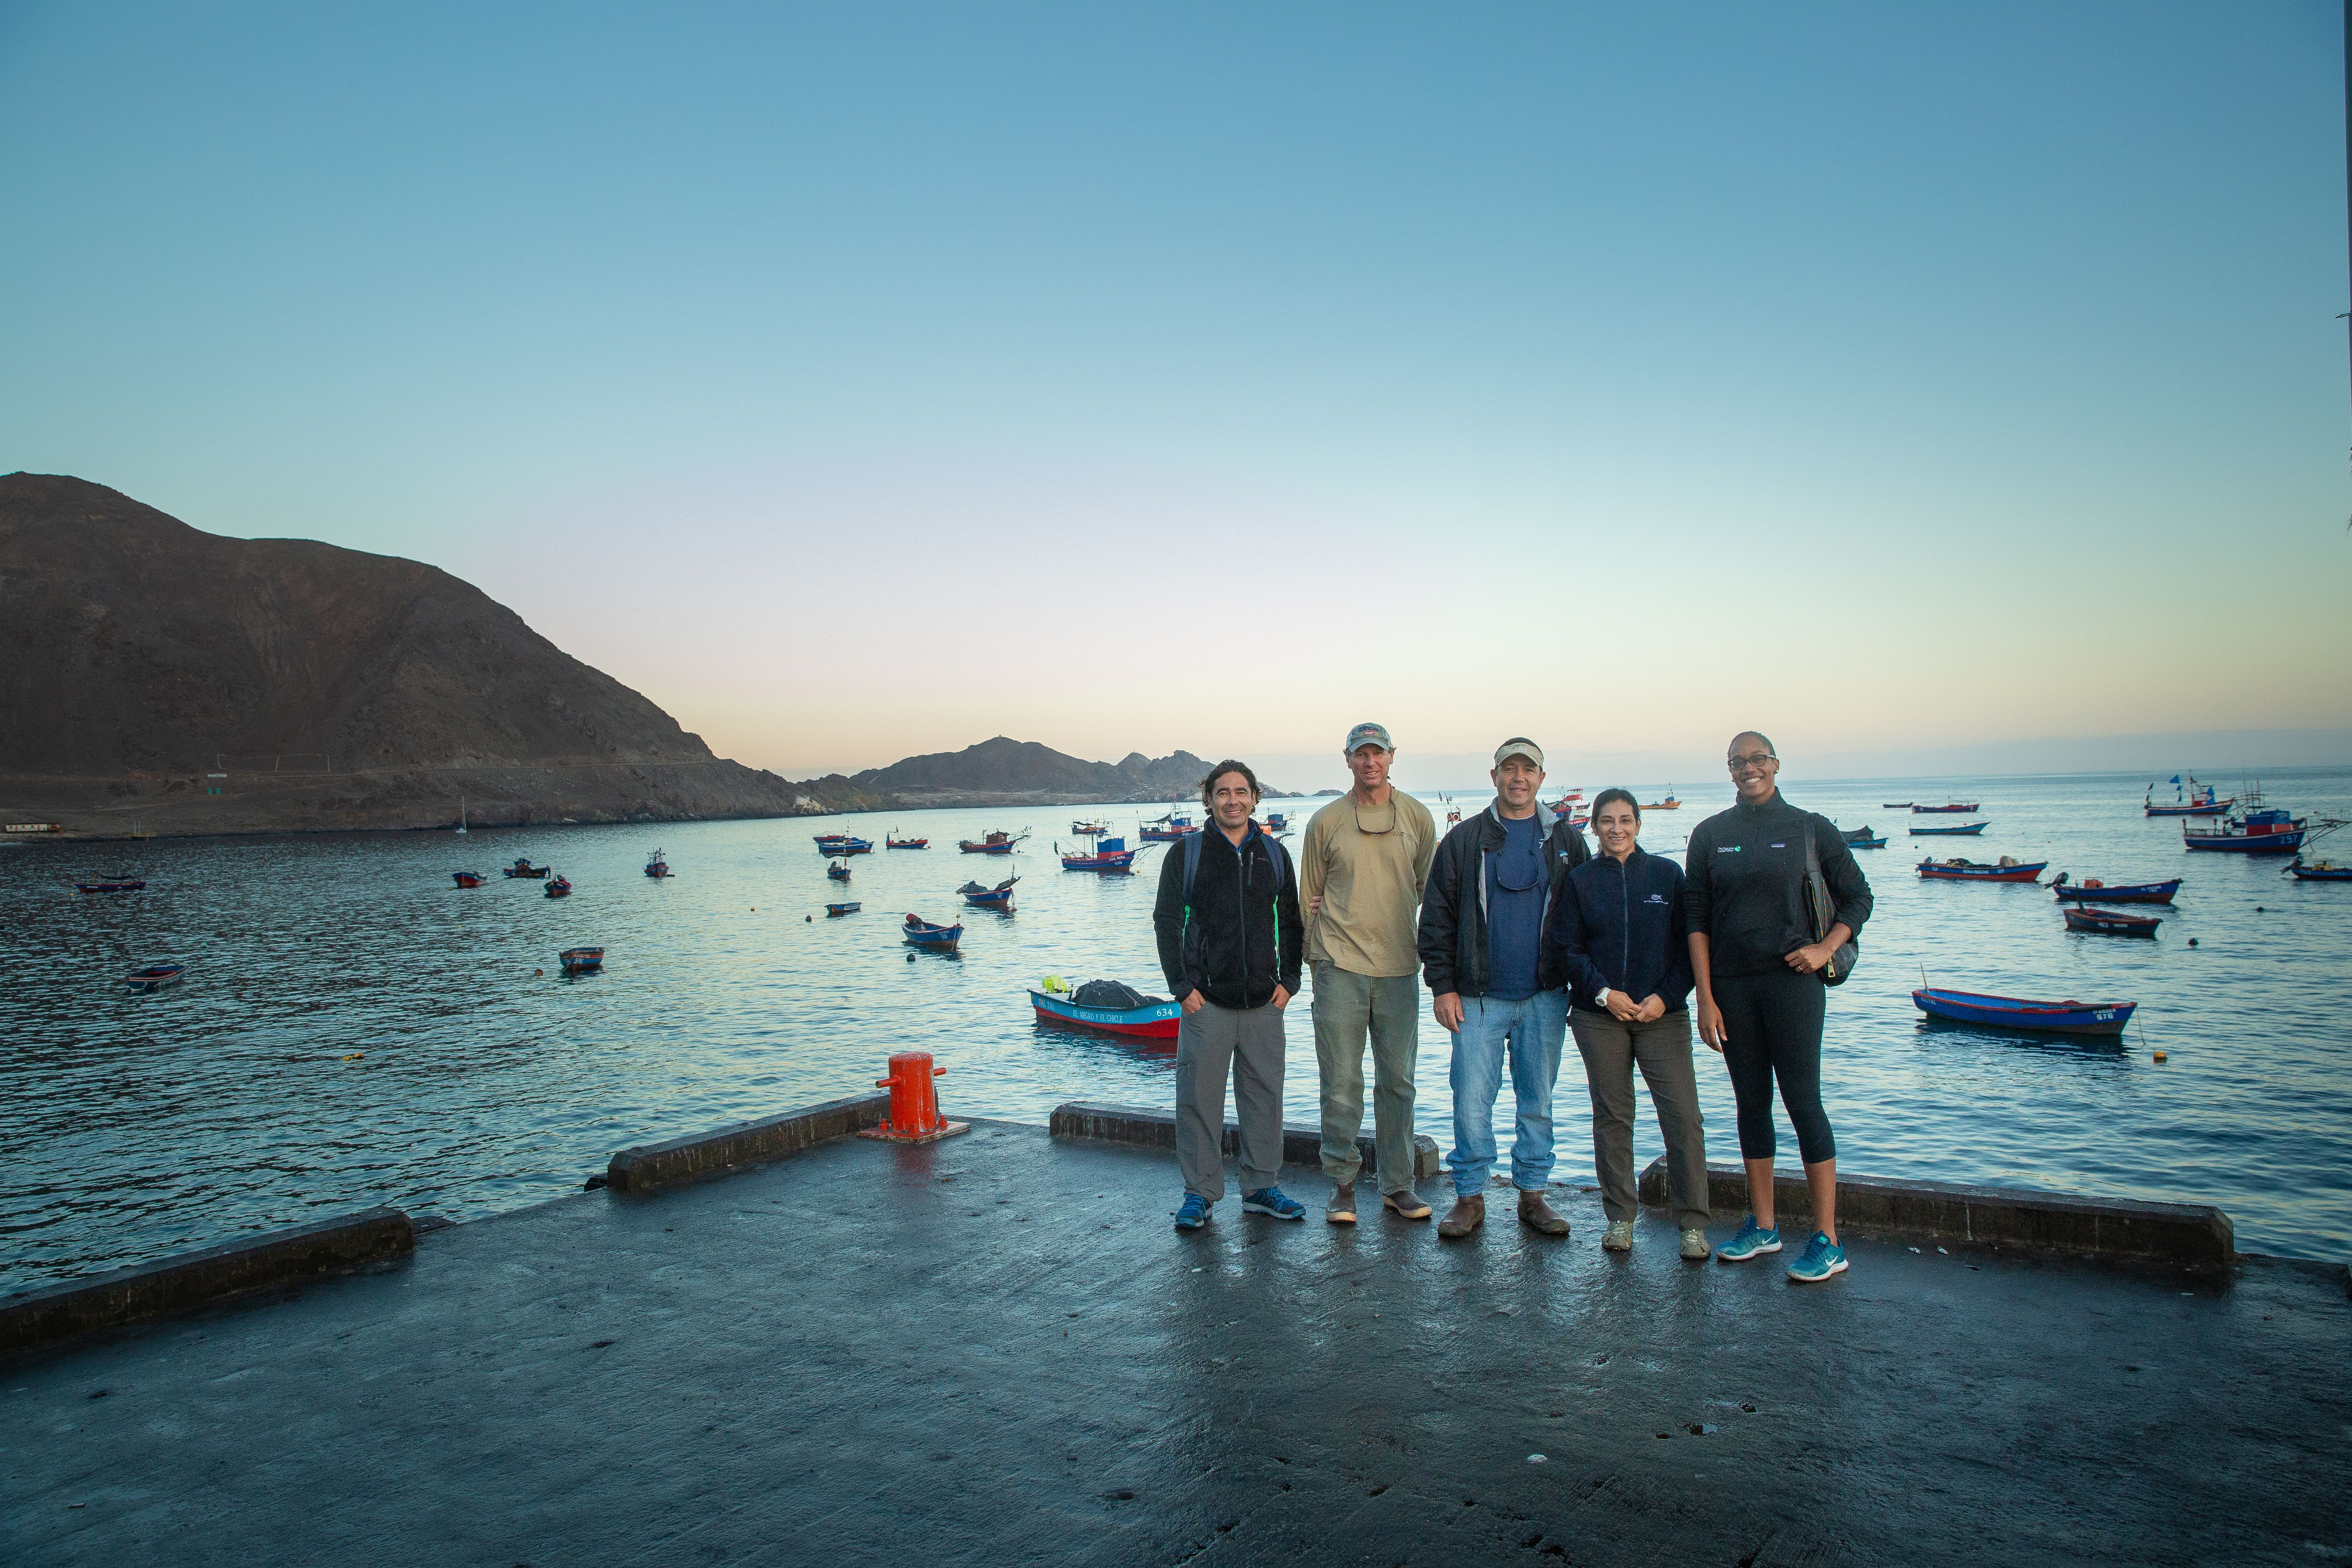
[0,473,885,837]
[851,736,1295,807]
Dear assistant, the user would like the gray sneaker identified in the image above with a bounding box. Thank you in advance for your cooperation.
[1602,1219,1635,1251]
[1679,1227,1712,1260]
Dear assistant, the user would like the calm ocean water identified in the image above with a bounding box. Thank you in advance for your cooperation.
[4,766,2349,1289]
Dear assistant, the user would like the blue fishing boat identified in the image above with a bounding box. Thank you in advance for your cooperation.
[1139,810,1198,843]
[1060,835,1138,873]
[644,848,670,879]
[960,875,1018,909]
[544,875,572,897]
[124,962,186,994]
[958,830,1026,855]
[831,837,876,857]
[1070,820,1108,835]
[826,860,852,882]
[2050,874,2180,905]
[2183,806,2305,854]
[1909,822,1988,836]
[1913,803,1981,813]
[503,858,550,879]
[1029,978,1180,1040]
[902,915,963,952]
[1845,833,1888,849]
[2145,776,2232,817]
[560,946,604,972]
[1264,812,1290,834]
[77,879,147,893]
[825,901,862,916]
[2288,858,2352,881]
[1912,987,2135,1036]
[813,833,851,849]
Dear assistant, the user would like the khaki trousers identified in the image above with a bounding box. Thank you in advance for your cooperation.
[1568,1007,1711,1229]
[1174,998,1287,1201]
[1310,962,1419,1193]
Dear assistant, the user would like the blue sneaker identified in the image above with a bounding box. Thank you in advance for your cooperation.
[1786,1231,1848,1283]
[1241,1187,1305,1221]
[1174,1194,1212,1231]
[1715,1216,1783,1263]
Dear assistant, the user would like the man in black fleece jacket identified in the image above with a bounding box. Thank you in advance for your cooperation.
[1153,759,1305,1230]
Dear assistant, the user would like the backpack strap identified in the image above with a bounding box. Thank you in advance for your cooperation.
[1183,829,1205,904]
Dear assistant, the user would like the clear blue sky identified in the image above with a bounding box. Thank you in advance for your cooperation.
[3,2,2346,784]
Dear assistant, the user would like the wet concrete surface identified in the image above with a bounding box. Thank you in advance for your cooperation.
[4,1121,2348,1567]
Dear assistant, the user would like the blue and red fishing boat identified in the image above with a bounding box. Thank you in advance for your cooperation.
[960,875,1018,909]
[544,875,572,897]
[1070,820,1108,835]
[826,860,852,882]
[560,946,604,972]
[1912,987,2136,1036]
[1910,822,1988,837]
[1060,835,1138,873]
[902,915,963,952]
[1913,803,1980,814]
[1917,858,2047,883]
[2062,906,2161,937]
[644,849,669,879]
[453,871,485,888]
[886,833,929,849]
[1029,978,1180,1040]
[2050,874,2180,905]
[77,879,147,893]
[2145,776,2232,817]
[2287,858,2352,881]
[958,830,1026,855]
[124,962,186,994]
[1139,811,1199,843]
[1844,831,1888,849]
[2183,805,2307,853]
[503,858,550,879]
[825,900,861,916]
[833,837,875,856]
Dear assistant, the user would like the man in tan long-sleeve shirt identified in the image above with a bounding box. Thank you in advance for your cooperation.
[1300,722,1439,1223]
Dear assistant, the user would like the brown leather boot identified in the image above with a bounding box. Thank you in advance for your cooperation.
[1437,1193,1485,1239]
[1518,1189,1570,1236]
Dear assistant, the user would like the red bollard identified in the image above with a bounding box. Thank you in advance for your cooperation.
[858,1051,971,1144]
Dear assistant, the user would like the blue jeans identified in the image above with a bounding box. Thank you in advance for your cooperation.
[1446,988,1570,1197]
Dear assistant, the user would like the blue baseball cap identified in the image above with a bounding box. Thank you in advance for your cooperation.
[1343,722,1394,754]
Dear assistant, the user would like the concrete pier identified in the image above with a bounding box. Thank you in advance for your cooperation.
[4,1118,2346,1566]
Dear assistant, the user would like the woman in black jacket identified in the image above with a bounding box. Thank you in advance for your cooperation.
[1548,789,1711,1260]
[1684,732,1872,1284]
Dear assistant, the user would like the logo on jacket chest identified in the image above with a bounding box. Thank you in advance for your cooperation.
[1644,892,1668,904]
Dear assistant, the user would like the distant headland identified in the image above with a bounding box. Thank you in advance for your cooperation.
[0,475,1290,840]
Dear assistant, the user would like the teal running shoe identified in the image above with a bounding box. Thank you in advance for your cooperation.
[1786,1231,1848,1283]
[1174,1194,1212,1231]
[1715,1216,1782,1263]
[1241,1187,1306,1220]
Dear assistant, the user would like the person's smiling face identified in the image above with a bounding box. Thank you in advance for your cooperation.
[1493,755,1543,812]
[1348,745,1391,793]
[1727,735,1779,803]
[1596,799,1640,858]
[1210,770,1257,832]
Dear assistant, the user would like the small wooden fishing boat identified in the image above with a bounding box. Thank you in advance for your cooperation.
[2062,906,2161,937]
[825,901,862,916]
[958,830,1026,855]
[453,871,486,888]
[544,875,572,897]
[1445,810,1460,825]
[2287,857,2352,881]
[902,915,963,952]
[2050,874,2180,904]
[959,875,1019,909]
[1845,833,1888,849]
[826,860,852,882]
[644,849,669,878]
[1138,811,1198,843]
[1643,788,1681,810]
[1029,980,1181,1040]
[2145,777,2231,817]
[1264,813,1289,833]
[1070,820,1108,835]
[886,834,930,849]
[503,858,550,880]
[1913,803,1981,814]
[124,962,186,994]
[1916,858,2047,883]
[1881,802,1914,809]
[559,946,604,972]
[1909,822,1988,837]
[76,879,147,893]
[1840,824,1879,844]
[1060,835,1138,873]
[2184,806,2307,854]
[1912,987,2136,1036]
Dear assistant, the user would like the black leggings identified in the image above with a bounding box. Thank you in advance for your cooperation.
[1713,967,1835,1165]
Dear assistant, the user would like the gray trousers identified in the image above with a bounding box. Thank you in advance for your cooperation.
[1310,962,1419,1192]
[1568,1007,1711,1229]
[1174,998,1288,1201]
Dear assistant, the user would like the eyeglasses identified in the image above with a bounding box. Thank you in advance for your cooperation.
[1726,753,1777,772]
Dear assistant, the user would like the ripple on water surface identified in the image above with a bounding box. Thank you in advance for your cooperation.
[4,769,2349,1288]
